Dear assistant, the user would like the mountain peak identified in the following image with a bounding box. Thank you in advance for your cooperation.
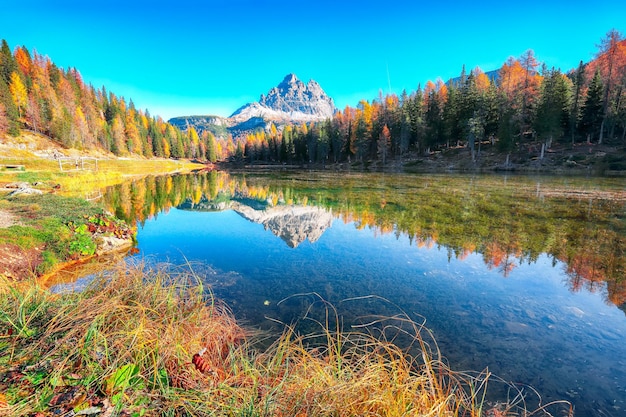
[231,74,336,123]
[281,73,299,85]
[171,74,336,137]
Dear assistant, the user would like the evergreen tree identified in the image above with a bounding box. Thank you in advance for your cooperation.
[424,89,443,151]
[0,40,17,84]
[206,131,218,162]
[580,70,604,142]
[483,83,500,142]
[535,68,571,148]
[0,75,20,135]
[569,61,585,145]
[406,89,424,151]
[442,85,460,146]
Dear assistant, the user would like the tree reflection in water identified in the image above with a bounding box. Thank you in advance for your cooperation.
[102,170,626,309]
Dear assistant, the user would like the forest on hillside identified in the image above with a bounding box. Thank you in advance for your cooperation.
[241,30,626,165]
[1,30,625,166]
[0,39,219,161]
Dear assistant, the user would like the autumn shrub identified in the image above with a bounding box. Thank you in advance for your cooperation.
[0,265,570,417]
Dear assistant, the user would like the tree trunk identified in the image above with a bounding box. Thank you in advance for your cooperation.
[540,142,545,160]
[599,119,605,144]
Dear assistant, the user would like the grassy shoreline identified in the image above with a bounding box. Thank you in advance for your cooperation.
[0,156,203,281]
[0,265,570,416]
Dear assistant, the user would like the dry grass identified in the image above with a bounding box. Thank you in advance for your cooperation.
[0,266,571,417]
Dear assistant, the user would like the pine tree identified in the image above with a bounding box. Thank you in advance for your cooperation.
[0,40,17,84]
[569,61,585,145]
[0,74,19,135]
[535,68,571,148]
[580,70,604,143]
[204,131,217,162]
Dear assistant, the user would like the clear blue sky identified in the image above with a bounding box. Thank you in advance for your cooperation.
[2,0,625,121]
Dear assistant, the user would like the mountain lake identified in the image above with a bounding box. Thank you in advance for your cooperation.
[53,170,626,417]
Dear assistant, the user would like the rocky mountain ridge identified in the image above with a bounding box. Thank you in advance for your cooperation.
[169,74,336,137]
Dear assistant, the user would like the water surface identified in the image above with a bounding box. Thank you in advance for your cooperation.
[104,171,626,416]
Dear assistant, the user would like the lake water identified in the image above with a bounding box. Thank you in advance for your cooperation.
[93,171,626,416]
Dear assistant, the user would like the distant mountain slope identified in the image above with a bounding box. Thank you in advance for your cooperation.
[168,115,229,138]
[169,74,336,138]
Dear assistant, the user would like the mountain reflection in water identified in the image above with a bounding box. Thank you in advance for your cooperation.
[96,170,626,417]
[178,196,334,248]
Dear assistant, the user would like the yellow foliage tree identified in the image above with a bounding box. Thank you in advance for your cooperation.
[473,66,491,93]
[14,47,32,77]
[125,111,142,154]
[9,71,27,118]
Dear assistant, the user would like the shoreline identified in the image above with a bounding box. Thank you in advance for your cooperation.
[0,154,202,282]
[218,140,626,177]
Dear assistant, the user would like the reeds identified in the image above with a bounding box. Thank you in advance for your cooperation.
[0,266,570,416]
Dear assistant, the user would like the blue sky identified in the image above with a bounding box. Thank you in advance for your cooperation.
[2,1,625,120]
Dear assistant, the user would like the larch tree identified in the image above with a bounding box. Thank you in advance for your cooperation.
[124,110,142,154]
[9,71,27,118]
[187,126,200,159]
[111,114,127,155]
[519,49,542,138]
[14,46,32,79]
[377,124,391,164]
[26,91,43,133]
[596,29,625,143]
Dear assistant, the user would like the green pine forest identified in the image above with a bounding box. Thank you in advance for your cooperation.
[1,30,625,166]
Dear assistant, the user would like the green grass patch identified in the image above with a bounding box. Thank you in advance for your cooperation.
[0,193,132,276]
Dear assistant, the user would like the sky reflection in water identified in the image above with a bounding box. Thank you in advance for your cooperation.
[134,203,626,417]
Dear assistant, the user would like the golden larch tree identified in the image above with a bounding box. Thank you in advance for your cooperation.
[9,71,28,118]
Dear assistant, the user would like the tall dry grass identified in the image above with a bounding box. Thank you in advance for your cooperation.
[0,266,571,416]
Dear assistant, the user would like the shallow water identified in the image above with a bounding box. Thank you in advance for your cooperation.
[103,171,626,416]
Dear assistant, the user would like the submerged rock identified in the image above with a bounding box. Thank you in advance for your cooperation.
[96,235,133,255]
